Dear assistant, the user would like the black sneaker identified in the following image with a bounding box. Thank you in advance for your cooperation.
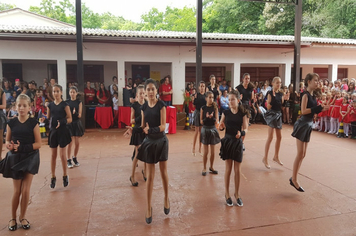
[50,177,56,189]
[67,159,73,168]
[225,197,233,207]
[236,197,243,207]
[63,176,69,187]
[72,157,80,167]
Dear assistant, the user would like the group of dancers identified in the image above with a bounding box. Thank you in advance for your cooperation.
[124,73,329,224]
[0,73,332,229]
[0,84,84,231]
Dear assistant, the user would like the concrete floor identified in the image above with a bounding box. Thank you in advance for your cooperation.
[0,124,355,236]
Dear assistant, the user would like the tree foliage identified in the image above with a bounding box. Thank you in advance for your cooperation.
[0,2,16,11]
[2,0,355,39]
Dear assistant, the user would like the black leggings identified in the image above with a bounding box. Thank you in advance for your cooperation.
[351,122,356,137]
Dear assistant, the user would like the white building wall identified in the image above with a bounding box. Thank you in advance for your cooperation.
[1,40,356,105]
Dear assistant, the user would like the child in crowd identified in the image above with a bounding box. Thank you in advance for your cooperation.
[47,84,72,189]
[339,96,350,137]
[329,91,342,134]
[7,91,17,105]
[189,88,196,126]
[318,93,328,132]
[35,89,46,117]
[349,100,356,139]
[13,79,22,96]
[282,85,290,124]
[7,104,18,120]
[0,94,41,231]
[112,92,119,127]
[200,91,220,176]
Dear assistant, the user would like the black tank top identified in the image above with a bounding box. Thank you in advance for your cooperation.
[267,91,283,112]
[223,109,245,138]
[302,91,317,118]
[194,93,206,111]
[207,85,219,101]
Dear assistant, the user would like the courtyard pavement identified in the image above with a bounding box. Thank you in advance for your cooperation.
[0,124,355,236]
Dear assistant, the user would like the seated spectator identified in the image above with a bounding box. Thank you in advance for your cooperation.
[7,104,18,120]
[220,90,229,114]
[7,91,17,105]
[13,78,22,96]
[3,81,13,100]
[219,79,229,94]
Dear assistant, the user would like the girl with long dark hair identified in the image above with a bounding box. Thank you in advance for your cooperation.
[192,81,206,156]
[96,83,110,106]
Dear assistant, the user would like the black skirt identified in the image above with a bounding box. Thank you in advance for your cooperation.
[219,134,243,163]
[0,150,40,179]
[67,120,84,137]
[48,126,72,148]
[193,110,202,126]
[291,116,313,142]
[137,132,168,164]
[130,127,145,146]
[264,110,283,129]
[201,125,221,145]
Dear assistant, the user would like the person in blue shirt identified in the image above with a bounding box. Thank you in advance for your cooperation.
[220,90,229,114]
[219,79,228,94]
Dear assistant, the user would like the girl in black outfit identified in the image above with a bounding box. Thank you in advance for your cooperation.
[0,94,41,231]
[0,88,6,160]
[236,73,254,151]
[200,91,221,176]
[66,86,84,168]
[219,90,248,207]
[290,73,329,192]
[192,81,206,156]
[136,79,169,224]
[129,85,146,186]
[47,84,72,189]
[206,74,220,102]
[262,77,284,169]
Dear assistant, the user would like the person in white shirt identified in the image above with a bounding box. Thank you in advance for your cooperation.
[112,92,119,127]
[109,76,119,95]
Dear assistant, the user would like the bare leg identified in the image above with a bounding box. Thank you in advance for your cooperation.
[19,173,34,222]
[192,126,199,154]
[67,141,72,160]
[234,162,242,198]
[262,127,273,168]
[198,127,202,154]
[11,179,22,221]
[74,137,80,157]
[286,107,290,124]
[209,145,216,170]
[159,161,169,209]
[59,147,67,176]
[282,107,286,123]
[146,163,155,218]
[272,128,283,165]
[292,140,308,188]
[224,160,233,198]
[51,148,58,178]
[202,145,209,172]
[131,146,139,183]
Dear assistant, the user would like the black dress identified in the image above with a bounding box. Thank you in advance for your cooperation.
[200,105,221,145]
[48,101,72,148]
[264,91,283,129]
[291,91,317,142]
[130,101,146,146]
[66,99,84,137]
[137,100,169,164]
[207,85,219,101]
[219,109,246,163]
[0,91,6,130]
[193,93,206,127]
[0,117,40,179]
[236,84,252,106]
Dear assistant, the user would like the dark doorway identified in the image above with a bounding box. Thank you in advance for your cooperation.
[2,63,22,83]
[185,66,226,83]
[240,67,279,83]
[132,65,150,83]
[66,64,104,83]
[48,64,58,81]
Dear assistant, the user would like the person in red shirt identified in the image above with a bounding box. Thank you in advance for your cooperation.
[159,76,173,106]
[96,83,110,106]
[84,81,96,105]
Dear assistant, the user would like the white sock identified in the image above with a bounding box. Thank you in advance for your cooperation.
[344,123,349,136]
[329,119,334,133]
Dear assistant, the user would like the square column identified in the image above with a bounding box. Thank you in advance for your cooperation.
[0,60,3,82]
[57,60,67,100]
[232,62,241,88]
[284,63,292,86]
[117,60,125,106]
[328,64,338,82]
[171,60,185,106]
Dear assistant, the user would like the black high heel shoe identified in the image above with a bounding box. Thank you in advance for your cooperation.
[20,219,30,230]
[146,208,152,224]
[130,177,138,187]
[8,219,17,231]
[164,199,170,215]
[289,177,305,192]
[142,170,147,182]
[209,167,218,174]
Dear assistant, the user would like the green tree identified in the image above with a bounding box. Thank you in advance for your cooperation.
[141,8,165,31]
[0,3,16,11]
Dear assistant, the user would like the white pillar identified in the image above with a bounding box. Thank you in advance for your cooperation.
[232,62,241,88]
[284,63,292,86]
[57,59,67,100]
[328,64,338,82]
[172,60,185,106]
[0,60,3,82]
[117,60,125,106]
